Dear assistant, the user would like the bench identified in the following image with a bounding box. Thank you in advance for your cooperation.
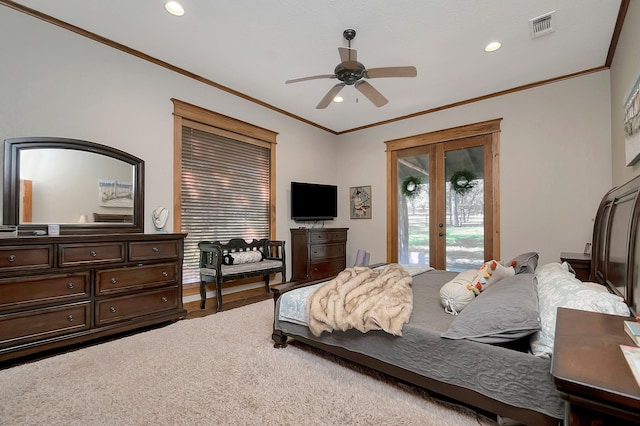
[198,238,286,312]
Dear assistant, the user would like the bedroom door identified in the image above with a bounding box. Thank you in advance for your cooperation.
[386,120,500,271]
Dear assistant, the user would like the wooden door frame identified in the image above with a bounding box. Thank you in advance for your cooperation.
[385,118,502,264]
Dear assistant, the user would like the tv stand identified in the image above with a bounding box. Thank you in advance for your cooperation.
[290,228,348,283]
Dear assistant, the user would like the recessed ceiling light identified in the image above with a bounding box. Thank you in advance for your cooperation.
[484,42,501,52]
[333,96,344,103]
[165,1,185,16]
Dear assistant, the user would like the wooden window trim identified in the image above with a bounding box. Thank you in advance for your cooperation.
[385,118,502,263]
[171,98,278,239]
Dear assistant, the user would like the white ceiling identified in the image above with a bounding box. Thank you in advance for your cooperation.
[8,0,624,134]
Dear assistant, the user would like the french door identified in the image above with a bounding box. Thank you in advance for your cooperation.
[386,120,501,271]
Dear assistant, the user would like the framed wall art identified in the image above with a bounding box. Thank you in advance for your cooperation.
[350,185,371,219]
[625,72,640,166]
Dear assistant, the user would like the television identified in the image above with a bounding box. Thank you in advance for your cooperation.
[291,181,338,221]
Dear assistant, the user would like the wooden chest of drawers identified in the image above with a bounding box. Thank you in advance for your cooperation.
[0,233,186,362]
[290,228,348,282]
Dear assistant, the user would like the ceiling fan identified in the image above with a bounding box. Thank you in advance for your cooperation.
[286,29,418,109]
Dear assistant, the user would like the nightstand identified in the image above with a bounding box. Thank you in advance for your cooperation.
[551,308,640,425]
[560,252,591,281]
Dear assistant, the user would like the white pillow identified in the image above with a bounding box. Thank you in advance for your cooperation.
[534,261,570,285]
[440,260,516,315]
[479,260,515,288]
[439,269,478,315]
[530,264,630,358]
[581,281,610,292]
[228,250,263,265]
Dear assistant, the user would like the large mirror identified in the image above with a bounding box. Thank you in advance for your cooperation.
[3,137,144,235]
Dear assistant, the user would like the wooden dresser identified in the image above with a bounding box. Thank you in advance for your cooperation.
[290,228,348,283]
[0,233,187,362]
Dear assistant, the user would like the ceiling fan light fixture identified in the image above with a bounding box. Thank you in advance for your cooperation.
[289,28,417,109]
[484,41,502,52]
[165,1,185,16]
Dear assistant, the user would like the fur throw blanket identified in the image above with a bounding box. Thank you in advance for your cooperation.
[307,264,413,337]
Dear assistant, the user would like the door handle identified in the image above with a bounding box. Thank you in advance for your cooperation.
[438,232,444,237]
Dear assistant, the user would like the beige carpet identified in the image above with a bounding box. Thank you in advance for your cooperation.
[0,300,497,425]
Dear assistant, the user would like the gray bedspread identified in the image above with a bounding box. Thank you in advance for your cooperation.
[274,269,564,420]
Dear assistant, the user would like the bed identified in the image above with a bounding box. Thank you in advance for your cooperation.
[271,175,640,426]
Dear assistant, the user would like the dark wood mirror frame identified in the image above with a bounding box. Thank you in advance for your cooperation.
[3,137,144,235]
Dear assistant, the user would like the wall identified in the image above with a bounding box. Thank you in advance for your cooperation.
[336,71,612,267]
[610,0,640,186]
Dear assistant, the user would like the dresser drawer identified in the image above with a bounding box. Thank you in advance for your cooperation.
[59,242,125,267]
[129,240,180,261]
[0,302,91,348]
[0,273,90,310]
[0,245,53,272]
[95,262,178,296]
[310,259,346,280]
[311,243,345,260]
[310,230,347,243]
[95,287,179,326]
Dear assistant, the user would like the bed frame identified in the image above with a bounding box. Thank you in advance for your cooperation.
[591,174,640,316]
[271,174,640,425]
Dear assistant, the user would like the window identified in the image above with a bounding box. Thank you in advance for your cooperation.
[172,99,277,284]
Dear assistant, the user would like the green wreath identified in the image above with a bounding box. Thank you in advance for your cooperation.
[401,176,422,199]
[450,169,477,195]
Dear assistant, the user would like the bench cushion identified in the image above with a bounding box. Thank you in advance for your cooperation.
[222,259,282,275]
[200,260,283,279]
[200,267,218,277]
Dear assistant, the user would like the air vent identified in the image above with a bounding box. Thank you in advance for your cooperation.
[529,11,556,38]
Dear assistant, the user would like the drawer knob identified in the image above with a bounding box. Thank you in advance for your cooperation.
[67,282,75,289]
[152,247,159,252]
[90,250,97,257]
[161,296,168,303]
[110,306,117,313]
[67,315,74,322]
[110,277,117,284]
[162,271,168,277]
[7,255,15,262]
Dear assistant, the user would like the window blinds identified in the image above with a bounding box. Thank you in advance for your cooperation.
[181,125,271,284]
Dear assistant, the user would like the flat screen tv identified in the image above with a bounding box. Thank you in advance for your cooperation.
[291,181,338,221]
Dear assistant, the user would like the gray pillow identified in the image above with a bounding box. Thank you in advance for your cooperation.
[441,273,540,344]
[508,252,539,274]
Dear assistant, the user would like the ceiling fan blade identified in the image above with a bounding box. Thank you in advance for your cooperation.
[338,47,358,68]
[316,83,346,109]
[286,74,335,84]
[355,80,388,107]
[364,66,417,79]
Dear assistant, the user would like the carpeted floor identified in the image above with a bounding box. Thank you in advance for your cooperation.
[0,300,497,425]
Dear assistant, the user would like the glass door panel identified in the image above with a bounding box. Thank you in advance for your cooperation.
[444,146,485,271]
[397,153,430,265]
[388,120,499,269]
